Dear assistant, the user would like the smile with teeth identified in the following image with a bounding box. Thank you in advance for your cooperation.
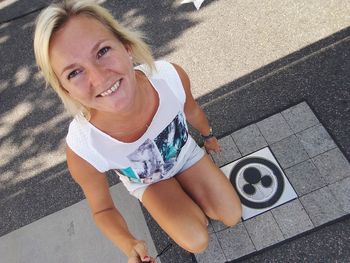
[98,80,120,97]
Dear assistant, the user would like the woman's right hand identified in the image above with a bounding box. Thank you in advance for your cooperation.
[127,240,155,263]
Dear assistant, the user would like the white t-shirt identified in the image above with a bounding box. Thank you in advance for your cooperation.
[66,61,199,194]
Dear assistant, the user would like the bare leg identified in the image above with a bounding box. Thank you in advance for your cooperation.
[176,154,242,226]
[142,178,209,253]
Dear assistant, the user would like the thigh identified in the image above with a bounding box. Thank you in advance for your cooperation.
[175,154,241,224]
[142,178,208,253]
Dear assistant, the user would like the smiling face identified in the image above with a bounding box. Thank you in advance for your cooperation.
[49,15,138,116]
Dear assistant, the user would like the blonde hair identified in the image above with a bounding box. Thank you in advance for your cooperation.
[34,0,155,118]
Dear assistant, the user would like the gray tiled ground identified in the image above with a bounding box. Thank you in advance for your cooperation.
[313,148,350,184]
[209,219,229,233]
[216,223,256,261]
[281,102,319,133]
[231,124,267,155]
[196,102,350,262]
[256,113,293,144]
[296,124,336,157]
[299,187,347,227]
[195,233,226,263]
[271,199,314,239]
[270,135,309,168]
[244,212,285,250]
[211,135,241,167]
[327,177,350,213]
[285,160,327,196]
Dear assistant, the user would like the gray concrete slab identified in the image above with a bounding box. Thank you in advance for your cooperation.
[296,124,337,158]
[270,135,309,169]
[231,124,267,156]
[313,148,350,184]
[256,113,293,144]
[281,102,320,133]
[0,184,159,263]
[210,219,229,233]
[210,135,241,167]
[195,233,226,263]
[244,212,284,250]
[216,223,256,261]
[271,199,314,239]
[300,187,346,227]
[328,177,350,214]
[284,159,327,196]
[230,215,350,263]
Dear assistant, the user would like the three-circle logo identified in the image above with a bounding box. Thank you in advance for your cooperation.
[230,157,284,209]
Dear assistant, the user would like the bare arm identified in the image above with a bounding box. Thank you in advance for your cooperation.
[171,63,220,153]
[66,145,151,261]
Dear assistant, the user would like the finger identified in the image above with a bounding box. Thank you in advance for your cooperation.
[134,241,151,262]
[141,255,151,262]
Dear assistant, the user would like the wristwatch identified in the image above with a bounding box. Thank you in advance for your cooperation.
[201,127,214,140]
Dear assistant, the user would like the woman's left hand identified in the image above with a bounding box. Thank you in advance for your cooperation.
[204,137,221,153]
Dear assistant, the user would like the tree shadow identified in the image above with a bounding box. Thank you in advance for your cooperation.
[0,0,215,236]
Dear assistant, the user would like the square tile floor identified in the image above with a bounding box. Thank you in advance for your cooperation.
[196,102,350,262]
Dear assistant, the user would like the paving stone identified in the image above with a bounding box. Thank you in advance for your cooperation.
[300,187,346,227]
[216,223,256,261]
[195,233,226,263]
[210,219,229,233]
[256,113,293,144]
[271,199,314,239]
[328,177,350,213]
[285,160,327,196]
[231,124,267,156]
[296,124,336,157]
[313,148,350,184]
[270,135,309,169]
[282,102,319,133]
[211,135,241,167]
[208,220,215,234]
[244,212,284,250]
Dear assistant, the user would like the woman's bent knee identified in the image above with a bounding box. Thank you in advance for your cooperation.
[180,227,209,253]
[221,206,242,227]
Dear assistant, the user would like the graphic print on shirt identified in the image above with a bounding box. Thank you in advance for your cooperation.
[116,112,188,184]
[154,112,188,173]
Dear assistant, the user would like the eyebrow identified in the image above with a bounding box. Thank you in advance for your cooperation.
[60,39,109,76]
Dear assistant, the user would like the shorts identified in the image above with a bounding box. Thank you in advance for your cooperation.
[132,142,205,201]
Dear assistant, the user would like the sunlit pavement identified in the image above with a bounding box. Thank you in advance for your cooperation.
[1,1,349,262]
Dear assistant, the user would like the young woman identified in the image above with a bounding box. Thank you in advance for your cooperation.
[34,1,241,262]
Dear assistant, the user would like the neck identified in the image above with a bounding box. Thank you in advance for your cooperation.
[89,71,151,135]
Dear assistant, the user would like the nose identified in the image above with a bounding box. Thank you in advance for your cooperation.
[87,63,106,88]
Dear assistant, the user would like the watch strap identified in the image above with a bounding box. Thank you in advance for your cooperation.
[201,127,214,140]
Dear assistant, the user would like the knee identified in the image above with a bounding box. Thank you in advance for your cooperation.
[222,205,242,227]
[180,225,209,253]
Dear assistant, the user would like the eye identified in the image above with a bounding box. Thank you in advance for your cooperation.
[67,69,81,80]
[97,46,111,59]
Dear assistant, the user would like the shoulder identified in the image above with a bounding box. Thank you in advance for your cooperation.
[169,63,191,91]
[66,144,107,188]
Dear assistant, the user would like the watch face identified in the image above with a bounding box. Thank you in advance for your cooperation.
[201,127,213,138]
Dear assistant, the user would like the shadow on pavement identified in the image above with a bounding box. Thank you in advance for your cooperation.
[0,0,214,236]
